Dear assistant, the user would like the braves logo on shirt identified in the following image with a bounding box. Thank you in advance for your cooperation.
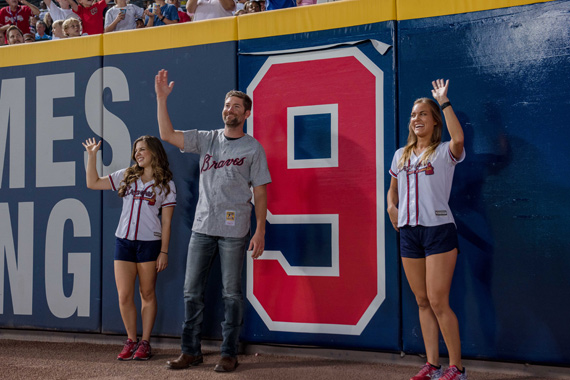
[404,161,434,176]
[201,153,246,173]
[90,7,99,15]
[125,187,157,205]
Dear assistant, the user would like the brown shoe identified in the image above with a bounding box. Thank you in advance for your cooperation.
[214,356,238,372]
[166,353,203,370]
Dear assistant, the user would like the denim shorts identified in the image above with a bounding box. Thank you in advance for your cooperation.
[399,223,459,258]
[114,238,162,263]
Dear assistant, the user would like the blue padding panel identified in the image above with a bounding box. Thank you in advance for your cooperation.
[398,1,570,364]
[0,57,103,331]
[239,21,400,351]
[294,114,332,160]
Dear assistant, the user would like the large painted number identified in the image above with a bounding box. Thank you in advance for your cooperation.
[247,48,385,335]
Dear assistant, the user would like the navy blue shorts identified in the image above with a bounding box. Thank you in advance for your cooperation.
[399,223,459,259]
[114,238,162,263]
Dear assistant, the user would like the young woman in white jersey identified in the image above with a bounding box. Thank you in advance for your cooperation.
[83,135,176,361]
[387,79,466,380]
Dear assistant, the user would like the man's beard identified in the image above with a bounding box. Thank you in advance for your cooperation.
[224,114,242,127]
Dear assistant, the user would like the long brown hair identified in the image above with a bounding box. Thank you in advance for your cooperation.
[397,98,443,169]
[117,136,173,198]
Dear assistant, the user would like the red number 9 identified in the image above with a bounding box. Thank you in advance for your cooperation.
[247,48,385,335]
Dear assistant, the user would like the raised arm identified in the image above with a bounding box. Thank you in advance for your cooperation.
[155,69,184,149]
[82,138,112,190]
[21,0,41,16]
[249,184,267,258]
[68,0,78,12]
[387,176,399,232]
[431,78,464,159]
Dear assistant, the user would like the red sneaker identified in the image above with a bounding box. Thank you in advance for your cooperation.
[117,338,138,361]
[410,362,443,380]
[440,365,467,380]
[133,340,152,360]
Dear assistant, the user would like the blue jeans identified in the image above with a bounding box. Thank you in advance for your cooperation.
[181,232,248,358]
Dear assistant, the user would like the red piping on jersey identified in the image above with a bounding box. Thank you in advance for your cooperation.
[415,171,419,225]
[124,182,137,239]
[448,147,458,162]
[406,159,410,225]
[162,202,176,208]
[109,176,116,191]
[134,183,154,240]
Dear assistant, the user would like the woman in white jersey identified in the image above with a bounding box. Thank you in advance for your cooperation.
[83,135,176,361]
[387,79,466,380]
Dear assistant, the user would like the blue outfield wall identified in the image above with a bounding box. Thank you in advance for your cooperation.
[397,0,570,364]
[0,0,569,366]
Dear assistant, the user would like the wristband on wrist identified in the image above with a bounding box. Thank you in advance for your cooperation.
[160,15,165,21]
[440,101,451,110]
[160,251,168,255]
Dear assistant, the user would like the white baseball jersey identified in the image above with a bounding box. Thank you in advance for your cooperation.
[181,129,271,238]
[109,169,177,241]
[389,141,465,228]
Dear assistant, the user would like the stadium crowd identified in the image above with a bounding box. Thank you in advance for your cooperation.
[0,0,323,45]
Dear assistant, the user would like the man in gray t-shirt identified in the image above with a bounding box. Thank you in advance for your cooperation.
[155,69,271,373]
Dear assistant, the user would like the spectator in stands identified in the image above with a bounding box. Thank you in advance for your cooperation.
[39,1,49,20]
[258,0,265,10]
[62,17,82,36]
[244,0,260,13]
[297,0,316,5]
[23,32,34,41]
[265,0,295,10]
[35,19,51,40]
[105,0,150,32]
[28,14,39,33]
[51,18,64,38]
[0,30,4,45]
[69,0,111,35]
[6,24,24,44]
[135,17,144,28]
[146,0,178,27]
[167,0,190,23]
[44,12,53,34]
[44,0,79,22]
[186,0,234,22]
[0,0,40,36]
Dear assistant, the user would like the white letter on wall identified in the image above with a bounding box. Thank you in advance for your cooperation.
[45,198,91,318]
[0,78,26,189]
[36,73,76,188]
[0,202,34,315]
[85,67,132,176]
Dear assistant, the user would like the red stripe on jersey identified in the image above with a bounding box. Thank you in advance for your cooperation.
[124,182,137,239]
[134,184,154,240]
[389,169,397,178]
[448,147,459,162]
[415,171,419,225]
[406,159,410,225]
[162,202,176,207]
[109,175,117,191]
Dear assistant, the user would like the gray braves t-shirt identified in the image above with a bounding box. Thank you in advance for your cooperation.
[181,129,272,238]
